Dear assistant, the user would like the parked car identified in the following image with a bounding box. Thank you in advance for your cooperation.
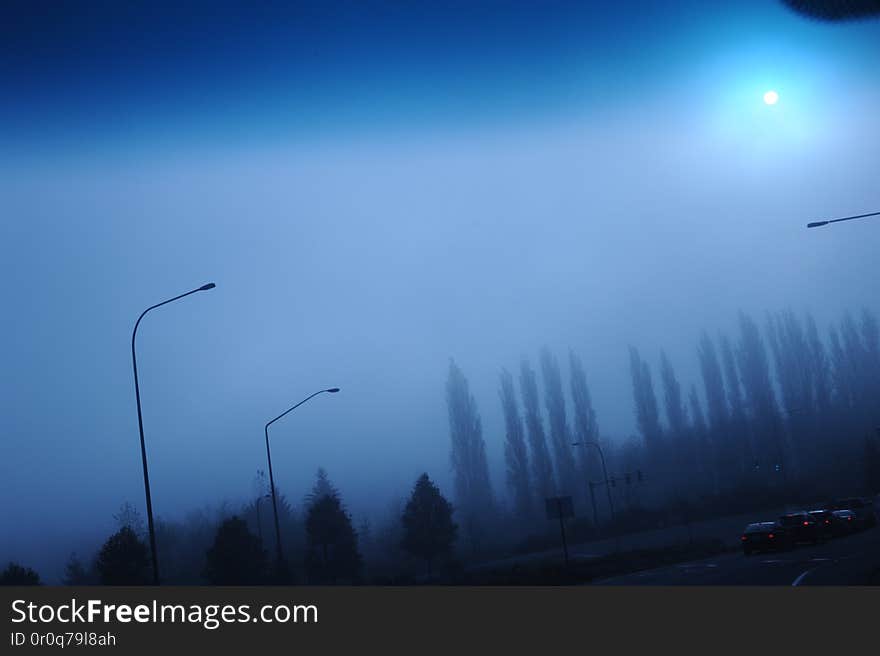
[830,498,877,530]
[778,512,822,544]
[830,510,857,536]
[741,521,792,555]
[808,510,835,539]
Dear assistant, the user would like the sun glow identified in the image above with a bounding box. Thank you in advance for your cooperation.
[763,90,779,105]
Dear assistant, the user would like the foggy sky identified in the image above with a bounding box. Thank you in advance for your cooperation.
[2,1,879,581]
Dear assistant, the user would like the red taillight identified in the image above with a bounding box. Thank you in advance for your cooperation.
[825,520,831,525]
[803,521,809,526]
[768,533,775,539]
[848,517,852,522]
[741,535,748,541]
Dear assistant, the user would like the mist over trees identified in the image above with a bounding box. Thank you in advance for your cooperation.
[7,306,879,586]
[444,306,880,541]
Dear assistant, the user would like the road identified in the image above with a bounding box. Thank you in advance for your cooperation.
[593,525,880,585]
[469,507,790,573]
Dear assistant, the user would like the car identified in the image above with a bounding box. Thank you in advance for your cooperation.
[830,498,877,530]
[778,512,823,544]
[831,509,858,536]
[741,521,792,555]
[808,510,835,539]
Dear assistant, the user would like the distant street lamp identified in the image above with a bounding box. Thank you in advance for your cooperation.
[131,282,216,585]
[572,441,616,525]
[264,388,340,571]
[807,210,880,229]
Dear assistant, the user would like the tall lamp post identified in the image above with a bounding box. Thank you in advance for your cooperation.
[131,282,216,585]
[264,388,340,571]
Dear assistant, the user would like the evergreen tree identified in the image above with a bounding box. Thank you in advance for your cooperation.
[306,467,338,507]
[113,501,146,539]
[540,348,579,499]
[95,526,151,585]
[401,473,458,577]
[499,367,532,521]
[204,516,268,585]
[304,470,361,584]
[63,553,92,585]
[520,357,556,501]
[0,562,41,585]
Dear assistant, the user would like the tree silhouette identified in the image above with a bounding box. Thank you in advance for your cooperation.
[865,433,880,495]
[401,473,457,577]
[659,351,687,436]
[569,350,601,513]
[204,516,268,585]
[499,367,532,521]
[520,357,556,502]
[63,553,93,585]
[304,471,362,584]
[306,467,338,507]
[540,348,578,502]
[0,562,41,585]
[95,526,151,585]
[446,359,494,548]
[113,501,146,538]
[629,346,662,452]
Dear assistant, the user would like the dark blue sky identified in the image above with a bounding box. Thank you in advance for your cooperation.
[7,1,873,147]
[2,2,879,581]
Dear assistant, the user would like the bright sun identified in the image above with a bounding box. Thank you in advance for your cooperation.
[763,90,779,105]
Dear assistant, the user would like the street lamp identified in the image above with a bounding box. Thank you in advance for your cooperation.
[131,282,216,585]
[572,440,615,525]
[807,210,879,229]
[264,388,340,572]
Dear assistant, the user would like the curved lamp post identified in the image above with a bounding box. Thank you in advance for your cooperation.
[572,440,615,524]
[264,387,340,570]
[131,282,215,585]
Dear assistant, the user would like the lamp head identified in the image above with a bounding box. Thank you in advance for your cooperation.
[326,388,340,393]
[199,283,216,291]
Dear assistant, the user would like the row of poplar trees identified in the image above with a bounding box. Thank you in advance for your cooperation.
[446,307,880,541]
